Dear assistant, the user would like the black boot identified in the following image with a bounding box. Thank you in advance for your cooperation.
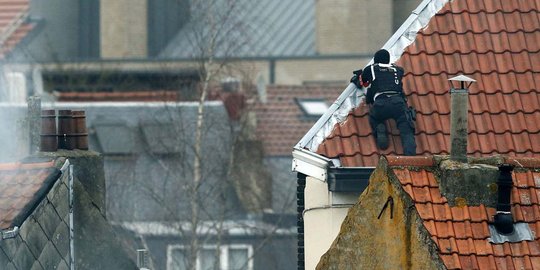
[375,123,389,150]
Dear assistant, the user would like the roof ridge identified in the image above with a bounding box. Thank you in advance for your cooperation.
[437,7,540,15]
[419,28,540,36]
[404,48,540,56]
[406,89,540,97]
[404,69,540,77]
[326,148,540,159]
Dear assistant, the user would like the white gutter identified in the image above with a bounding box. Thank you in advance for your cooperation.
[292,147,331,182]
[292,0,448,178]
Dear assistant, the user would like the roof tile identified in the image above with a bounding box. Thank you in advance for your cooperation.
[433,203,453,221]
[440,254,462,269]
[416,203,435,220]
[459,254,479,269]
[0,160,60,230]
[456,238,475,254]
[391,165,540,270]
[316,0,540,166]
[0,0,32,58]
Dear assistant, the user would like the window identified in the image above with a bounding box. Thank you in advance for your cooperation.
[167,245,253,270]
[296,98,329,117]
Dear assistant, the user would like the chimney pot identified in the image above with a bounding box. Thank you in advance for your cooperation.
[40,109,57,152]
[58,110,75,150]
[72,110,89,150]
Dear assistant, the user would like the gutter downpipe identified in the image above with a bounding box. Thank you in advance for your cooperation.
[61,160,75,270]
[69,164,75,270]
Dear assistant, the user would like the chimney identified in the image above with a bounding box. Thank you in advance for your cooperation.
[58,110,75,150]
[448,75,476,162]
[40,109,57,152]
[28,96,41,152]
[493,164,514,234]
[39,109,89,152]
[72,111,89,150]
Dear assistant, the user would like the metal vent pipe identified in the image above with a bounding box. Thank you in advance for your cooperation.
[493,164,514,235]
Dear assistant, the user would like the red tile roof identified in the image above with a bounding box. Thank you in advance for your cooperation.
[0,0,33,58]
[254,85,343,156]
[390,156,540,270]
[0,160,61,230]
[316,0,540,166]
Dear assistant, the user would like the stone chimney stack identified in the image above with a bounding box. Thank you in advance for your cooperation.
[448,75,476,162]
[100,0,148,58]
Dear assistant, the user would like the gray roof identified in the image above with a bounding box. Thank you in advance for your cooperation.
[160,0,316,58]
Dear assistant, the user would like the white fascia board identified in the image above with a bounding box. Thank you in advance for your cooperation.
[292,147,331,182]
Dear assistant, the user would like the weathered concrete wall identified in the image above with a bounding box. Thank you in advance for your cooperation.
[437,158,500,208]
[316,158,445,270]
[39,150,106,214]
[72,171,137,269]
[100,0,148,58]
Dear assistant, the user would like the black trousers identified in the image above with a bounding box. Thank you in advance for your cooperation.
[368,95,417,156]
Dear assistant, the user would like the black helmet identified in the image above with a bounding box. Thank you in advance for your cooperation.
[374,49,390,64]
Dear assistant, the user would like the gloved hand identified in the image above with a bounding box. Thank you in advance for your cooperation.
[350,69,362,88]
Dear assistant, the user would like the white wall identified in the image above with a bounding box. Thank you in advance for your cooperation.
[303,176,360,270]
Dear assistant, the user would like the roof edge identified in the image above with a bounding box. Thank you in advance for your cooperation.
[385,155,540,169]
[387,156,435,167]
[294,0,449,153]
[292,147,331,182]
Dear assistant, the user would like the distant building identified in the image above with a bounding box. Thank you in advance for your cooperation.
[0,101,297,270]
[0,0,423,104]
